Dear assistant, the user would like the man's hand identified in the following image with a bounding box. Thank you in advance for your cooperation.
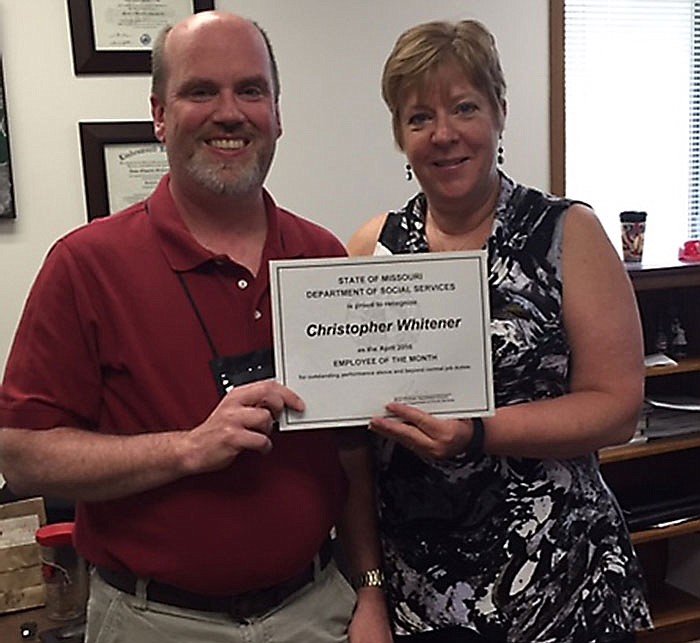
[181,379,305,473]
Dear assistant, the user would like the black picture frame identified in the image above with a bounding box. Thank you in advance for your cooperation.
[0,59,15,219]
[67,0,215,74]
[79,121,160,220]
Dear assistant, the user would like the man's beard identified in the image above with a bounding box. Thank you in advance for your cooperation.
[185,144,275,197]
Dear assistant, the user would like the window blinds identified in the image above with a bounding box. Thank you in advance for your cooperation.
[564,0,698,257]
[690,1,700,238]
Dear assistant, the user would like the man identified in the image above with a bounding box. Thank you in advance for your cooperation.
[0,11,390,643]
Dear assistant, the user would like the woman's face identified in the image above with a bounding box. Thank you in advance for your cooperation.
[398,62,502,214]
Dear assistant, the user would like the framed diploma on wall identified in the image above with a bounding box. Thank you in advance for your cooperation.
[79,121,169,220]
[67,0,215,74]
[0,60,15,219]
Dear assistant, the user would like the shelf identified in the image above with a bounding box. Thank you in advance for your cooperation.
[631,517,700,545]
[622,262,700,643]
[600,433,700,464]
[646,357,700,377]
[628,262,700,291]
[637,583,700,642]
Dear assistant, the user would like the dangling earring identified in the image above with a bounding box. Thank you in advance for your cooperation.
[497,142,505,165]
[405,163,413,181]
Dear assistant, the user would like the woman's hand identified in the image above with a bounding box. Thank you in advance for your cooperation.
[368,402,478,459]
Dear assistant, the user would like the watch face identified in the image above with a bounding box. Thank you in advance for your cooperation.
[210,348,274,397]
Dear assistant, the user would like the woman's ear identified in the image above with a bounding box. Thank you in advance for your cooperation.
[500,99,508,129]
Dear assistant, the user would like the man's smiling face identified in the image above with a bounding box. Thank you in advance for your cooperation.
[151,13,282,199]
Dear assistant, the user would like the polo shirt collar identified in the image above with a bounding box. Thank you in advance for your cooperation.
[145,174,308,271]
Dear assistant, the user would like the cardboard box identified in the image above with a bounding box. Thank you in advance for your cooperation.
[0,497,47,613]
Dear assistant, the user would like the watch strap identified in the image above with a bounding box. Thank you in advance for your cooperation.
[351,567,385,589]
[465,417,485,458]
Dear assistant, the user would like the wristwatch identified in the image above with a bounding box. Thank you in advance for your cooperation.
[352,568,385,589]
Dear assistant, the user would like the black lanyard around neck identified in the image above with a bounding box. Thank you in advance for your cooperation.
[176,271,219,360]
[175,271,274,397]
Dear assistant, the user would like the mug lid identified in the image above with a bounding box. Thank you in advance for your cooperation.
[619,211,647,222]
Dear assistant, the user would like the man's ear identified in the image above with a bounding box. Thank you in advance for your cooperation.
[150,95,166,143]
[275,104,283,140]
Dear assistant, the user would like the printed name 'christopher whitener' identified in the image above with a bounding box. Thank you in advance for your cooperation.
[305,317,463,338]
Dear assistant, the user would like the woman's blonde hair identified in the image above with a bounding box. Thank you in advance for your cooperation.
[381,20,507,147]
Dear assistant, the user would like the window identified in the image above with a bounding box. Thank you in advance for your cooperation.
[550,0,699,264]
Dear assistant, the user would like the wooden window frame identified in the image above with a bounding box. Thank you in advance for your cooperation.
[549,0,565,197]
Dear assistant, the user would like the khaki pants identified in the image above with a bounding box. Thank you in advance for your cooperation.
[85,561,356,643]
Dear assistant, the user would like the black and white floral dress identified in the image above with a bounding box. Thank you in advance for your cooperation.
[373,173,652,642]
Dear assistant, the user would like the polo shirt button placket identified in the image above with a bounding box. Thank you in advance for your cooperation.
[237,279,249,290]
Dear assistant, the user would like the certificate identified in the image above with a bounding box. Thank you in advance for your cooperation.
[68,1,214,74]
[90,0,194,50]
[269,252,494,431]
[103,142,169,213]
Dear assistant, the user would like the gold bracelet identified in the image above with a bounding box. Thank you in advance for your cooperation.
[351,568,385,589]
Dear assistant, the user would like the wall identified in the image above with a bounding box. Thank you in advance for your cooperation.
[0,0,548,374]
[221,0,550,243]
[0,2,153,374]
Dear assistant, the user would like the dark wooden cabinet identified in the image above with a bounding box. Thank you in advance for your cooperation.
[600,261,700,643]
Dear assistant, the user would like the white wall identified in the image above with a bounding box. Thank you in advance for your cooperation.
[0,2,153,374]
[0,0,548,374]
[221,0,550,242]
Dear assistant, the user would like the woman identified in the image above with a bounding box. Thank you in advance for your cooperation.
[348,19,651,643]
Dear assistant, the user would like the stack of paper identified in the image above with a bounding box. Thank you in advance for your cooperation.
[645,395,700,439]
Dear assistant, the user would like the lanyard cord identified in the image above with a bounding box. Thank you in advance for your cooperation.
[175,272,220,360]
[144,197,221,362]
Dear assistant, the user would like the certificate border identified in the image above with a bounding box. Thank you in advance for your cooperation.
[67,0,215,74]
[79,120,160,221]
[270,252,494,430]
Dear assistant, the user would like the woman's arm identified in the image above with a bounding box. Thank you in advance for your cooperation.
[335,432,393,643]
[347,214,387,256]
[482,203,644,457]
[364,204,645,460]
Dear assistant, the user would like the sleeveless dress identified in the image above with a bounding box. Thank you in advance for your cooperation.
[373,173,652,642]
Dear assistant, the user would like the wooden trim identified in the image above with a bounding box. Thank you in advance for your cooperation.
[549,0,565,196]
[600,433,700,465]
[627,262,700,291]
[632,517,700,545]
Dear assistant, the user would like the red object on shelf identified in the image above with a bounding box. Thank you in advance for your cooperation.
[679,240,700,262]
